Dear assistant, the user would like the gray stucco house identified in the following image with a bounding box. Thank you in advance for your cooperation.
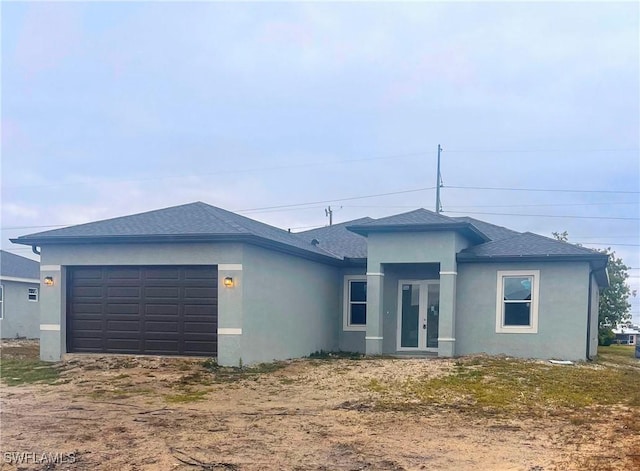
[0,250,40,339]
[11,202,608,364]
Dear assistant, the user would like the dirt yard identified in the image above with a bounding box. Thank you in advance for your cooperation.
[1,340,638,471]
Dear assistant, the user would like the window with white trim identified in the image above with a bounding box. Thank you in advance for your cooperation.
[496,270,539,334]
[0,285,3,319]
[343,276,367,331]
[28,287,39,302]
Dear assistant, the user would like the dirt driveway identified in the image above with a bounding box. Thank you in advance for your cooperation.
[1,341,638,471]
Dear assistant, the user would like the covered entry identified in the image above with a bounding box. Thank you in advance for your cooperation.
[67,265,218,356]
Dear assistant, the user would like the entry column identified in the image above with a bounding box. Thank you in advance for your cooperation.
[365,267,384,355]
[438,269,457,357]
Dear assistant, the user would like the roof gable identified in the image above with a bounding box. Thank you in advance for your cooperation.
[0,250,40,279]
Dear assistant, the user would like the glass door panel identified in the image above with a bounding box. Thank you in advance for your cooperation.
[426,283,440,348]
[400,283,420,348]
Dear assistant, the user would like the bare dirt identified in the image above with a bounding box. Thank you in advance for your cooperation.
[0,340,637,471]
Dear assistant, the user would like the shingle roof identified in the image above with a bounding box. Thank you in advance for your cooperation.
[452,217,521,241]
[0,250,40,280]
[11,202,341,262]
[458,232,605,258]
[351,208,456,227]
[297,217,373,259]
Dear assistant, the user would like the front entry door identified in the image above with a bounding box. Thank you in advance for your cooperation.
[397,280,440,351]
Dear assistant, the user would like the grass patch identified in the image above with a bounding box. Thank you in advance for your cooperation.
[164,390,209,403]
[373,355,640,416]
[597,345,639,367]
[0,359,61,386]
[89,386,154,400]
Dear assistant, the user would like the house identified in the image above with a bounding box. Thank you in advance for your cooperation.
[612,325,640,345]
[0,250,41,339]
[10,202,609,364]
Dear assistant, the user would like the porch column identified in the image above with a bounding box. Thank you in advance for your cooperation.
[365,267,384,355]
[438,269,457,357]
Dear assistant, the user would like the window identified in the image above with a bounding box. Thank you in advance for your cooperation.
[343,276,367,331]
[0,285,3,319]
[28,287,39,302]
[496,270,539,334]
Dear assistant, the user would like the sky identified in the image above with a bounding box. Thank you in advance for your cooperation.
[1,1,639,322]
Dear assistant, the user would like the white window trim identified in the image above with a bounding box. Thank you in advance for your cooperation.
[0,284,3,319]
[495,270,540,334]
[28,287,39,302]
[343,275,367,331]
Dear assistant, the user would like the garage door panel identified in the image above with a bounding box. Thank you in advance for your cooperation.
[106,319,141,331]
[145,321,179,333]
[144,268,180,279]
[107,286,141,298]
[144,304,179,315]
[73,286,103,298]
[183,341,216,355]
[72,303,103,314]
[106,303,140,315]
[145,287,180,298]
[72,319,102,331]
[107,268,142,279]
[106,339,143,351]
[68,266,217,356]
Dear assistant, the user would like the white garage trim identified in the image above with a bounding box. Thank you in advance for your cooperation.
[218,328,242,335]
[218,264,243,271]
[41,324,61,331]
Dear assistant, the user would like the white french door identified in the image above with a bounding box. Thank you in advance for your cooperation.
[396,280,440,351]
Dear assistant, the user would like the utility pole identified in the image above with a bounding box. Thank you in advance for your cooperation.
[435,144,443,214]
[325,206,333,226]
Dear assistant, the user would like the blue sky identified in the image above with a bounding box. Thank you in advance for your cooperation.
[2,1,639,321]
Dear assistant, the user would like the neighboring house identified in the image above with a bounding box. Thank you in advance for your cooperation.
[612,325,640,345]
[11,202,608,364]
[0,250,40,339]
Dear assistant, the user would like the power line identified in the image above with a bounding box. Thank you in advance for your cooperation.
[445,148,639,153]
[446,185,640,194]
[446,202,638,209]
[235,186,436,213]
[442,210,639,221]
[580,243,640,247]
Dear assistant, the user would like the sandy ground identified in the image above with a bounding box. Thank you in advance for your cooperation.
[0,341,638,471]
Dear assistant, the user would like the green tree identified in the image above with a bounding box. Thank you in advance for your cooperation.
[552,232,632,342]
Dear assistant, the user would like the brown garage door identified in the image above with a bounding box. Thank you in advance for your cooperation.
[67,266,217,356]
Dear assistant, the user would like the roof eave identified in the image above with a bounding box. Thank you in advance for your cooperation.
[10,234,344,266]
[346,223,489,243]
[457,253,609,264]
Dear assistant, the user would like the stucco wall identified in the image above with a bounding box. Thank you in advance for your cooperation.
[367,232,458,270]
[37,242,342,366]
[239,245,341,365]
[456,261,591,361]
[0,280,40,339]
